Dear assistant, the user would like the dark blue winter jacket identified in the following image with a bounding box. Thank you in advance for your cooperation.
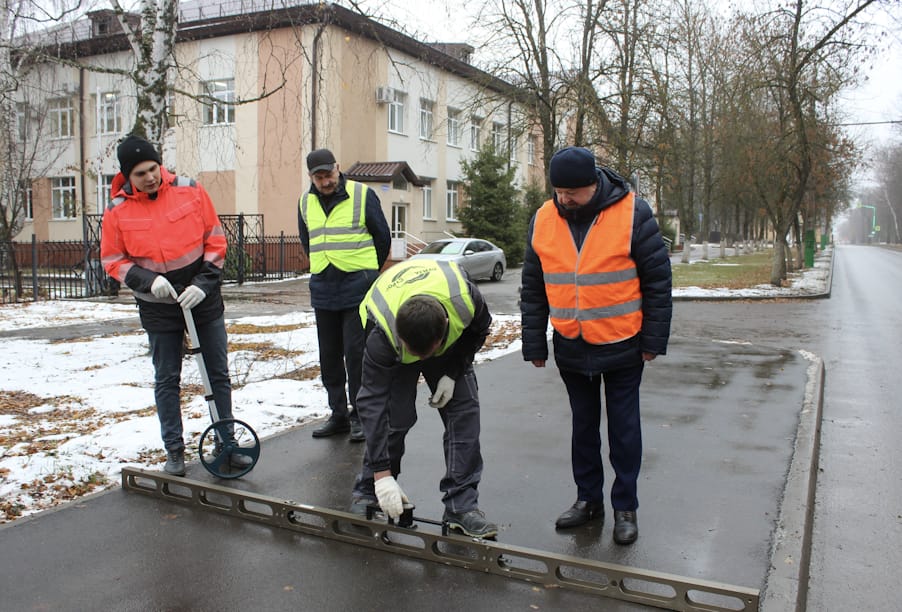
[520,167,672,374]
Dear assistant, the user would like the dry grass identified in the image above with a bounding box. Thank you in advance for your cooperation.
[672,250,775,289]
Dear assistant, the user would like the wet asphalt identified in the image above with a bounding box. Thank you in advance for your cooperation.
[0,259,827,611]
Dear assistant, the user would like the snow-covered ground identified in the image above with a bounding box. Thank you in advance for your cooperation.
[0,250,829,523]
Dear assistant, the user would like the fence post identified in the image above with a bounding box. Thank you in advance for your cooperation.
[31,234,38,302]
[237,212,246,285]
[279,231,285,280]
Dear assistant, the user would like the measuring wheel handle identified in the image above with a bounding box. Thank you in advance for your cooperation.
[198,418,261,479]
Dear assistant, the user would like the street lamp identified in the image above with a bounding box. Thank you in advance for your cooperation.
[860,205,877,232]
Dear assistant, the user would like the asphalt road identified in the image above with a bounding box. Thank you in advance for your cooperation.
[2,245,895,610]
[672,245,902,610]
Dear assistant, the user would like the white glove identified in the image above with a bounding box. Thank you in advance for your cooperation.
[151,275,176,299]
[177,285,206,309]
[429,375,455,408]
[374,476,409,520]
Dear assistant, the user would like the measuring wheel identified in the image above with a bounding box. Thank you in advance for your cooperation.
[198,418,261,479]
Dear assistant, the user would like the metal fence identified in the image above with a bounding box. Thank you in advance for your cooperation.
[0,214,309,305]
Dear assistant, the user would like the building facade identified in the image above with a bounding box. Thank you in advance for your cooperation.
[14,2,545,250]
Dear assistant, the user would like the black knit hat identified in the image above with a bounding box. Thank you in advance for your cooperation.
[117,135,162,179]
[549,146,598,188]
[307,148,337,174]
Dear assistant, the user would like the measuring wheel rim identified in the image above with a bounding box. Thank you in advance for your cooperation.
[198,418,260,479]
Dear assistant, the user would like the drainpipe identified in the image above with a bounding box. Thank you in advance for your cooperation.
[310,25,325,151]
[78,65,91,296]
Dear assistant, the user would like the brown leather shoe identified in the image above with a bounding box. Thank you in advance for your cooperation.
[555,500,604,529]
[613,510,638,545]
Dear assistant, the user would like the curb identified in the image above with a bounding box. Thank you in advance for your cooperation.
[760,356,824,611]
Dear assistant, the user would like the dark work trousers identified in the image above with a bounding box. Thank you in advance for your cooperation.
[147,315,233,453]
[353,361,484,514]
[314,307,365,422]
[558,362,645,512]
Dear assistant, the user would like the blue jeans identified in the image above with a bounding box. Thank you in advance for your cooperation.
[559,363,644,511]
[147,315,232,452]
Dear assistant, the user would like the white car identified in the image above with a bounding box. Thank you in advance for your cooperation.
[409,238,506,281]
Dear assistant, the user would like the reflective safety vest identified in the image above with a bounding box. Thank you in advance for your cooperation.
[532,192,642,344]
[300,180,378,273]
[360,259,475,364]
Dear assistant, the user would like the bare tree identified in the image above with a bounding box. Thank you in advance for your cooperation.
[740,0,882,284]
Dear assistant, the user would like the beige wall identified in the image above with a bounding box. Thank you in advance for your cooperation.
[15,18,536,244]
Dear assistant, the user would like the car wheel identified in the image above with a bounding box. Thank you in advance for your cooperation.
[491,262,504,282]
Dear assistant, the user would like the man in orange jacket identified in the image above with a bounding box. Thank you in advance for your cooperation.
[101,134,250,476]
[520,146,672,545]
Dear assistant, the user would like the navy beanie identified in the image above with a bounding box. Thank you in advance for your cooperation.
[549,146,598,188]
[117,135,162,179]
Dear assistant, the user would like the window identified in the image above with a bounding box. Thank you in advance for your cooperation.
[469,116,482,151]
[392,175,409,191]
[492,122,505,153]
[21,181,33,220]
[51,177,77,219]
[510,132,518,162]
[419,99,434,140]
[203,79,235,125]
[446,180,460,221]
[422,183,433,219]
[98,174,116,213]
[16,103,30,142]
[48,99,73,138]
[447,109,461,147]
[98,92,121,134]
[527,135,537,165]
[388,89,406,133]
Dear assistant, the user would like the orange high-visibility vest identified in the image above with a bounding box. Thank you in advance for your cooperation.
[531,193,642,344]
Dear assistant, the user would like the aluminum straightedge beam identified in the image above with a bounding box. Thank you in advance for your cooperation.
[122,467,759,612]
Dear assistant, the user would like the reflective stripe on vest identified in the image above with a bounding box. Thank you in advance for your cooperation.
[300,181,377,273]
[532,192,642,345]
[360,259,475,364]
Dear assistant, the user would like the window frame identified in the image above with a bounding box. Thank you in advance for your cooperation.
[98,174,117,213]
[419,98,434,140]
[447,109,461,147]
[492,122,505,153]
[48,98,74,139]
[51,176,77,220]
[446,180,460,221]
[98,91,121,135]
[388,89,406,134]
[469,116,482,151]
[422,182,434,220]
[202,79,236,126]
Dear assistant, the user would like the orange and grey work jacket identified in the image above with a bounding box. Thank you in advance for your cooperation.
[531,192,642,345]
[101,167,227,331]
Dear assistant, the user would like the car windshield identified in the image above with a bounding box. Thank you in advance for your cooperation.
[421,241,465,255]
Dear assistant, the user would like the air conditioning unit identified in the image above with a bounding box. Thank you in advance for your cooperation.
[375,86,395,104]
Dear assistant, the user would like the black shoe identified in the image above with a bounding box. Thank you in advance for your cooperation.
[613,510,638,545]
[443,509,498,539]
[312,416,350,438]
[555,500,604,529]
[349,495,378,517]
[349,417,365,442]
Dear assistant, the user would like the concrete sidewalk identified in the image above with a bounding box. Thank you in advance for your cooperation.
[0,330,819,610]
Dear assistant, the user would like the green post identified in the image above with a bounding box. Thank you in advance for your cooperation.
[804,229,815,267]
[820,233,828,249]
